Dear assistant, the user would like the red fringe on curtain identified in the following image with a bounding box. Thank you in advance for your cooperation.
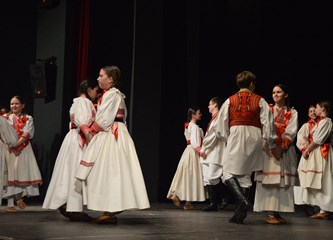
[76,0,91,90]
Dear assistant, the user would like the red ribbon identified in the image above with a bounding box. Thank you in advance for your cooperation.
[98,89,107,105]
[111,122,118,140]
[321,143,329,160]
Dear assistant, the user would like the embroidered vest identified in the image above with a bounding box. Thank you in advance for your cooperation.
[229,92,262,128]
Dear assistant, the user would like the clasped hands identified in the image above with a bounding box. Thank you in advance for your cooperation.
[262,140,283,160]
[302,149,310,160]
[9,147,21,156]
[85,132,93,145]
[269,145,284,160]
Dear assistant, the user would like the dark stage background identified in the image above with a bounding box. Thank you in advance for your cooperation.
[1,0,333,203]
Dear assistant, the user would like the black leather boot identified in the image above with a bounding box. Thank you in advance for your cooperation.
[225,177,250,224]
[234,187,250,223]
[217,181,231,210]
[201,185,218,211]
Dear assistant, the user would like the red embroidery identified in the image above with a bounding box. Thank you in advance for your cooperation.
[229,92,262,128]
[80,160,94,167]
[7,179,43,185]
[12,115,30,151]
[270,105,292,148]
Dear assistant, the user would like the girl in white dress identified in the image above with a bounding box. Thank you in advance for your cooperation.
[167,107,206,210]
[42,80,99,221]
[294,105,320,215]
[299,100,333,219]
[75,65,150,224]
[254,84,299,225]
[2,96,42,212]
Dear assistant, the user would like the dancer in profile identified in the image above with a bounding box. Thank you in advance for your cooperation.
[75,65,150,224]
[42,79,100,221]
[200,96,230,212]
[167,107,206,210]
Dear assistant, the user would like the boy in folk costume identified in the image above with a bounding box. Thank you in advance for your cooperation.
[200,97,230,211]
[218,71,277,224]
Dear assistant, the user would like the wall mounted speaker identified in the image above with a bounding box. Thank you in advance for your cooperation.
[30,63,47,98]
[30,57,57,102]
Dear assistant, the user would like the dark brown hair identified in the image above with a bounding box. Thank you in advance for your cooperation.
[101,65,121,88]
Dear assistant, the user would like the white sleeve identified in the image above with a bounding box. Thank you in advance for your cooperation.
[95,89,122,130]
[313,118,333,145]
[72,98,95,127]
[23,115,35,139]
[218,99,230,142]
[189,123,201,148]
[282,108,298,142]
[201,118,222,154]
[0,116,17,147]
[260,98,277,149]
[296,123,310,151]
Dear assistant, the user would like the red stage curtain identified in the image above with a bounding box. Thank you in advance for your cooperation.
[76,0,91,90]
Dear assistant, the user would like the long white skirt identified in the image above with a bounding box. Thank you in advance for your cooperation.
[3,143,41,199]
[42,130,84,211]
[80,123,150,212]
[253,146,297,213]
[253,182,294,212]
[166,145,206,202]
[294,186,306,205]
[300,150,333,212]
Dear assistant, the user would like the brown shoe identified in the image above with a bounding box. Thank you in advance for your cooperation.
[5,206,16,213]
[102,211,123,218]
[266,215,282,225]
[91,214,118,224]
[170,195,181,208]
[183,204,197,210]
[16,199,26,209]
[102,216,118,224]
[310,212,329,219]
